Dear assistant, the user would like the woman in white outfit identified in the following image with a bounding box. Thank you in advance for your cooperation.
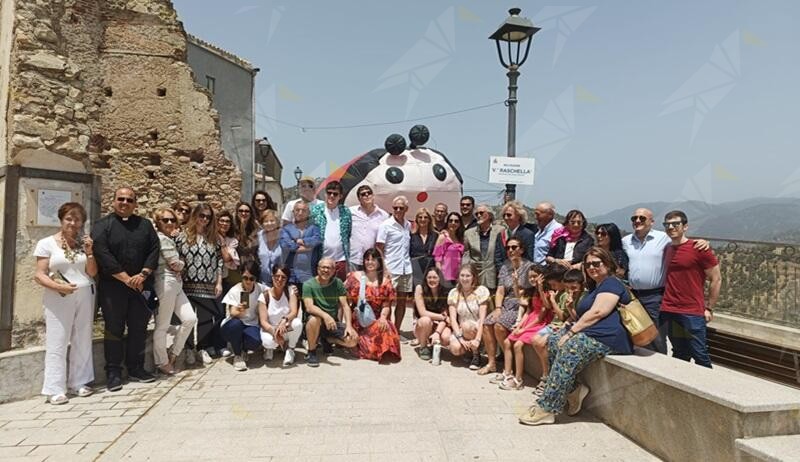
[152,208,197,375]
[258,264,302,366]
[33,202,97,405]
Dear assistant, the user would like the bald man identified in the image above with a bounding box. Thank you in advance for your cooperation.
[622,207,709,354]
[92,187,159,391]
[532,202,563,264]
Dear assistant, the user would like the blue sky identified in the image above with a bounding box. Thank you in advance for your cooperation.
[173,0,800,216]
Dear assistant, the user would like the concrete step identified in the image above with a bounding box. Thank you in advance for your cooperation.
[736,435,800,462]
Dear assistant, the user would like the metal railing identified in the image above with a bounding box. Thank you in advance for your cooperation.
[696,236,800,330]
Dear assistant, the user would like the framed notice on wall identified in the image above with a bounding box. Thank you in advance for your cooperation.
[36,189,72,227]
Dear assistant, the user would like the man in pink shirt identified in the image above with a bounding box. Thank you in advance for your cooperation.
[348,185,389,272]
[660,210,721,368]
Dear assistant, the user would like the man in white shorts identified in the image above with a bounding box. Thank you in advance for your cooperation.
[376,195,413,332]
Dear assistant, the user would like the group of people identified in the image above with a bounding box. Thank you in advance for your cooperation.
[34,175,722,428]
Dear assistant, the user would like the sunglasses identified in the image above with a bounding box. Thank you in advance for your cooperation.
[241,275,257,281]
[358,191,373,197]
[238,209,251,214]
[503,213,514,218]
[585,260,604,269]
[595,230,608,237]
[630,215,648,223]
[460,203,472,208]
[160,217,177,224]
[393,206,405,211]
[326,191,341,197]
[116,197,135,203]
[199,213,212,220]
[475,211,486,216]
[506,245,519,251]
[448,219,461,224]
[663,221,685,229]
[254,198,267,203]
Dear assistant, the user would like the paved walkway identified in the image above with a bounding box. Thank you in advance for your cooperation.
[0,342,658,461]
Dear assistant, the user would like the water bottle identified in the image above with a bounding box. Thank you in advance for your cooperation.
[431,342,442,366]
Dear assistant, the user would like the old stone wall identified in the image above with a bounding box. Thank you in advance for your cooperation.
[3,0,242,343]
[5,0,241,211]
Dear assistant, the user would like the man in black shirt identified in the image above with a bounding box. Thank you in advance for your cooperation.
[91,187,159,391]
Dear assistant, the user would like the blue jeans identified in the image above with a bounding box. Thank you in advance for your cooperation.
[220,318,262,355]
[659,312,712,368]
[635,291,668,354]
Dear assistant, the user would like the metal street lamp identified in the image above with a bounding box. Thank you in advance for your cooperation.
[293,166,303,198]
[490,7,540,202]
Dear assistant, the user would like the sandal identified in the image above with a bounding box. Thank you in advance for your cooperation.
[74,385,94,397]
[49,393,69,405]
[476,364,496,376]
[499,377,524,391]
[489,372,512,384]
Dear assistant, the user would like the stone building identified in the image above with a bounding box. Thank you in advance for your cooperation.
[0,0,243,350]
[186,34,258,202]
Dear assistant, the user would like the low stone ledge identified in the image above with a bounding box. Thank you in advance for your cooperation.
[577,349,800,462]
[735,435,800,462]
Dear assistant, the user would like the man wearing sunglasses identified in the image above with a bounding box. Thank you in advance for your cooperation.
[660,211,720,368]
[310,181,352,281]
[462,204,503,291]
[459,196,478,230]
[281,175,322,226]
[91,187,160,391]
[376,196,413,332]
[622,208,709,354]
[349,185,389,272]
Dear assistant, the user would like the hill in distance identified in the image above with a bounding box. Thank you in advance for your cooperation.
[590,197,800,243]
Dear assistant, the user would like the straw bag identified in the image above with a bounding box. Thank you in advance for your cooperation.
[617,289,658,346]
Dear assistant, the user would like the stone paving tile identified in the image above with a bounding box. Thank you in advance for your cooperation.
[2,317,660,462]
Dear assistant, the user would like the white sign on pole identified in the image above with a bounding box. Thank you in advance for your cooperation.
[488,156,535,185]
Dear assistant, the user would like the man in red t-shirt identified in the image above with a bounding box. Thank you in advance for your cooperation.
[660,210,721,368]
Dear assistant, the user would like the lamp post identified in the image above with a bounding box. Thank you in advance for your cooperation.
[490,8,540,202]
[293,166,303,199]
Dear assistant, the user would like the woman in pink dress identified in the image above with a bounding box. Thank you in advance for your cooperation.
[345,248,402,362]
[498,264,554,391]
[433,212,465,288]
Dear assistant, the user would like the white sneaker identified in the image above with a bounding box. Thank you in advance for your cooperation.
[221,348,232,358]
[232,355,247,371]
[263,349,274,361]
[199,349,213,365]
[184,349,196,366]
[283,348,295,366]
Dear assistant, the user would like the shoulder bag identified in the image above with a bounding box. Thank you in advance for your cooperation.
[355,274,376,328]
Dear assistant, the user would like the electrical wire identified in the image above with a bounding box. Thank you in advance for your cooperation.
[257,100,505,132]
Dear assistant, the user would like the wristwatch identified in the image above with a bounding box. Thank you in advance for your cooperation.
[140,269,151,277]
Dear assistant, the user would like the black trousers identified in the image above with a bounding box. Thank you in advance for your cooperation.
[187,296,224,351]
[98,279,152,374]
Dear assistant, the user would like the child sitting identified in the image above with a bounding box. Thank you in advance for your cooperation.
[530,268,585,395]
[498,265,554,391]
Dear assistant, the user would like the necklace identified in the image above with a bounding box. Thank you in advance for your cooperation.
[60,234,82,264]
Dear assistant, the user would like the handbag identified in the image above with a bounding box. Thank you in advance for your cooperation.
[355,274,376,328]
[617,287,657,346]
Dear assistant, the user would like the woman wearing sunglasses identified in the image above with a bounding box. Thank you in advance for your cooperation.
[152,208,196,375]
[232,202,260,278]
[594,223,628,278]
[176,204,224,365]
[220,261,267,371]
[433,212,466,288]
[519,247,632,426]
[258,265,302,366]
[480,238,534,376]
